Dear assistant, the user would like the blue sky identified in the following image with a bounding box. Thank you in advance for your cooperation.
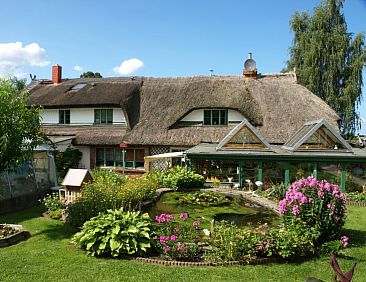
[1,0,365,133]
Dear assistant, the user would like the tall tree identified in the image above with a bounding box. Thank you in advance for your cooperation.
[0,78,41,172]
[80,71,103,78]
[286,0,366,135]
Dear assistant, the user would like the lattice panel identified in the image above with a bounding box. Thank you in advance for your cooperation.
[149,146,170,171]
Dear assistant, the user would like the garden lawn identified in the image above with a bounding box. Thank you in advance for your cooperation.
[0,205,365,282]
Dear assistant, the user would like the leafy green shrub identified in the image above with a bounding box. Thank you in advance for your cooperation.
[67,176,158,226]
[346,192,366,203]
[146,166,204,190]
[48,209,64,220]
[263,183,289,201]
[204,221,249,262]
[279,177,346,243]
[91,169,128,186]
[40,193,65,212]
[56,147,82,179]
[178,192,230,207]
[73,209,151,257]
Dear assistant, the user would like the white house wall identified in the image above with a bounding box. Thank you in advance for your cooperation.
[181,109,245,122]
[41,108,126,125]
[74,146,91,169]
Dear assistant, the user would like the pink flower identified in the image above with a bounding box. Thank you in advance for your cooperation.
[163,246,172,253]
[341,236,349,248]
[193,220,201,229]
[177,243,186,252]
[155,213,174,223]
[292,205,300,216]
[159,235,169,244]
[179,213,189,221]
[170,235,178,241]
[174,227,180,233]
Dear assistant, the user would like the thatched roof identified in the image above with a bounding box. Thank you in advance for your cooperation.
[28,78,141,129]
[42,125,127,145]
[29,74,340,146]
[122,75,339,145]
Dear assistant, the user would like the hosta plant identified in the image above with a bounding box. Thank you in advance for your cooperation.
[72,209,151,257]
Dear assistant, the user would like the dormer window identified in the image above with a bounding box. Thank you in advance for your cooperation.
[94,109,113,124]
[204,109,228,125]
[59,109,70,124]
[70,83,87,92]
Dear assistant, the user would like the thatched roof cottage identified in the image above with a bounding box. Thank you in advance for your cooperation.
[28,61,366,191]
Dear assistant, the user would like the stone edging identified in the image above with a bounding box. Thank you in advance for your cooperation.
[0,224,29,248]
[346,200,366,207]
[134,256,281,267]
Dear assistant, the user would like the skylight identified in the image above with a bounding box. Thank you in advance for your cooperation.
[70,83,87,91]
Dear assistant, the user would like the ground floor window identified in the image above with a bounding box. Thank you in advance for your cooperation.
[96,147,144,169]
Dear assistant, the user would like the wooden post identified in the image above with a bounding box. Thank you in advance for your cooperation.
[341,163,347,193]
[258,161,263,191]
[284,162,290,185]
[312,162,318,179]
[238,160,244,189]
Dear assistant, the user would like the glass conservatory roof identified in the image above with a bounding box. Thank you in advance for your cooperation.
[217,119,271,151]
[282,119,353,152]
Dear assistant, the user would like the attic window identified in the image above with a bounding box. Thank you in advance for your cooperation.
[70,83,87,91]
[203,109,228,125]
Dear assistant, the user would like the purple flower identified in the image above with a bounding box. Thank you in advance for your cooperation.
[292,205,300,216]
[179,213,189,221]
[341,236,349,248]
[193,220,201,229]
[163,246,172,253]
[170,235,178,241]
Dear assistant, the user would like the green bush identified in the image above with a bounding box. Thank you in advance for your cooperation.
[40,193,65,212]
[146,166,204,190]
[56,147,82,179]
[48,209,64,220]
[263,183,289,201]
[72,209,151,257]
[346,191,366,203]
[91,169,128,186]
[66,176,158,226]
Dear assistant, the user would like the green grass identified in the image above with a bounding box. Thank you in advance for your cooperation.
[0,205,365,282]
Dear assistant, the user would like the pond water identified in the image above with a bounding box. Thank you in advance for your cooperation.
[146,191,278,227]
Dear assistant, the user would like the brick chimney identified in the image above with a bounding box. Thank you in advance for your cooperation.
[52,65,62,84]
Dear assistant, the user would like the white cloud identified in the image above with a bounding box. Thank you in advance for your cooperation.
[74,65,83,72]
[0,42,50,77]
[113,58,144,75]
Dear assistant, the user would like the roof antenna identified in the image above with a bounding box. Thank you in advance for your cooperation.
[209,70,214,77]
[29,74,36,80]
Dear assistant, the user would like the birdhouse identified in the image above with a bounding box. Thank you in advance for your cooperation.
[59,169,93,204]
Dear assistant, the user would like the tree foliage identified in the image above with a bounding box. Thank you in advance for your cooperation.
[80,71,103,78]
[0,78,41,172]
[286,0,366,135]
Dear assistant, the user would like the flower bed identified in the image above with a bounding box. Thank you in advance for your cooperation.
[0,224,29,247]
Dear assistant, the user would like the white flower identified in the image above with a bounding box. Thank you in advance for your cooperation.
[255,181,263,187]
[203,229,210,236]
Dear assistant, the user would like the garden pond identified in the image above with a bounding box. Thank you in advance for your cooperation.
[146,191,279,227]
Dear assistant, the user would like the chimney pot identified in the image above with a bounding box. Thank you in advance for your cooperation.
[52,65,62,84]
[248,53,252,59]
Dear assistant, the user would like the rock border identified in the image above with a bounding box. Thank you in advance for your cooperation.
[134,256,281,267]
[0,224,29,248]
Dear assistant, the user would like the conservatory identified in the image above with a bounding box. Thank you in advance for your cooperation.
[185,119,366,192]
